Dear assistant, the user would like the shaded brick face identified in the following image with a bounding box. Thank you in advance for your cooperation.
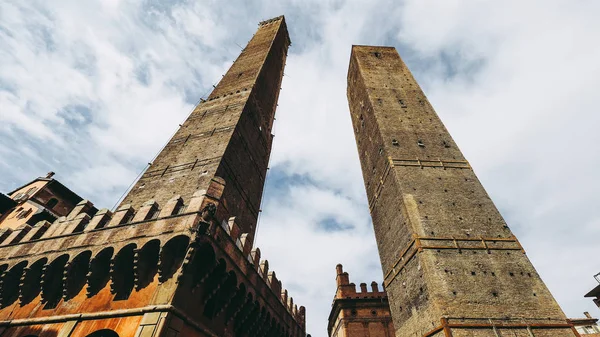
[121,18,290,245]
[347,46,576,336]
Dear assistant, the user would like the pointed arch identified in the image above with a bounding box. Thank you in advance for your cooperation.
[158,235,189,282]
[19,257,47,305]
[203,270,237,318]
[111,243,136,300]
[42,254,69,309]
[135,239,160,290]
[85,329,119,337]
[1,260,28,308]
[64,250,91,300]
[87,247,113,297]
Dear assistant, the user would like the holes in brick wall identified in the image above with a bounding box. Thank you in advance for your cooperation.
[492,292,498,297]
[471,271,476,275]
[399,99,407,108]
[371,310,377,316]
[509,272,514,276]
[491,272,496,276]
[373,52,381,58]
[443,141,451,148]
[452,291,457,296]
[379,147,383,156]
[417,140,425,147]
[533,293,537,297]
[392,139,399,146]
[351,309,357,316]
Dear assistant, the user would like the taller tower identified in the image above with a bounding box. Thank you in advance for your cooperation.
[0,16,307,337]
[347,46,578,337]
[121,14,290,245]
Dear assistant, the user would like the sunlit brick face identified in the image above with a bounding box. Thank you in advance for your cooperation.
[347,45,576,337]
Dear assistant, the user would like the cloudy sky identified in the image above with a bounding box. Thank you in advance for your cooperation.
[1,0,600,335]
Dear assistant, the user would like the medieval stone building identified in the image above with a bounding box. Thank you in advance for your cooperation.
[0,16,307,337]
[327,265,393,337]
[344,45,582,336]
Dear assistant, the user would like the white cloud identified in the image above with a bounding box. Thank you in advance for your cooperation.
[1,0,599,335]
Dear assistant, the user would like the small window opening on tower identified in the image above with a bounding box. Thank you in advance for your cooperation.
[373,52,381,58]
[379,147,383,156]
[399,99,407,108]
[46,198,58,210]
[359,115,365,128]
[443,141,451,148]
[417,140,425,147]
[392,139,399,146]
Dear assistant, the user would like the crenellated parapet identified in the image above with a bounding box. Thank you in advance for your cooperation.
[334,264,386,300]
[0,177,306,336]
[328,264,394,337]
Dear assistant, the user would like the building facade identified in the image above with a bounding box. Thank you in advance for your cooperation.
[0,172,94,236]
[0,16,307,337]
[585,273,600,309]
[346,45,580,336]
[570,312,600,336]
[327,265,394,337]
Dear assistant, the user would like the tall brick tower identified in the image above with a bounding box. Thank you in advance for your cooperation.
[120,14,289,246]
[0,16,307,337]
[347,46,578,337]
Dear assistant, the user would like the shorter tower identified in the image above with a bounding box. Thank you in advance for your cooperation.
[328,265,394,337]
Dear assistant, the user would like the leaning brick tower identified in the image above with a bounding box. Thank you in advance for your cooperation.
[0,16,307,337]
[347,45,579,337]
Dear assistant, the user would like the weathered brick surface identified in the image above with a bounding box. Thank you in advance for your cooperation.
[121,16,290,246]
[347,45,576,336]
[0,16,305,337]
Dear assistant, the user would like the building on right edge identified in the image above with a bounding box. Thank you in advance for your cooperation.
[585,273,600,309]
[346,45,579,336]
[570,312,600,336]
